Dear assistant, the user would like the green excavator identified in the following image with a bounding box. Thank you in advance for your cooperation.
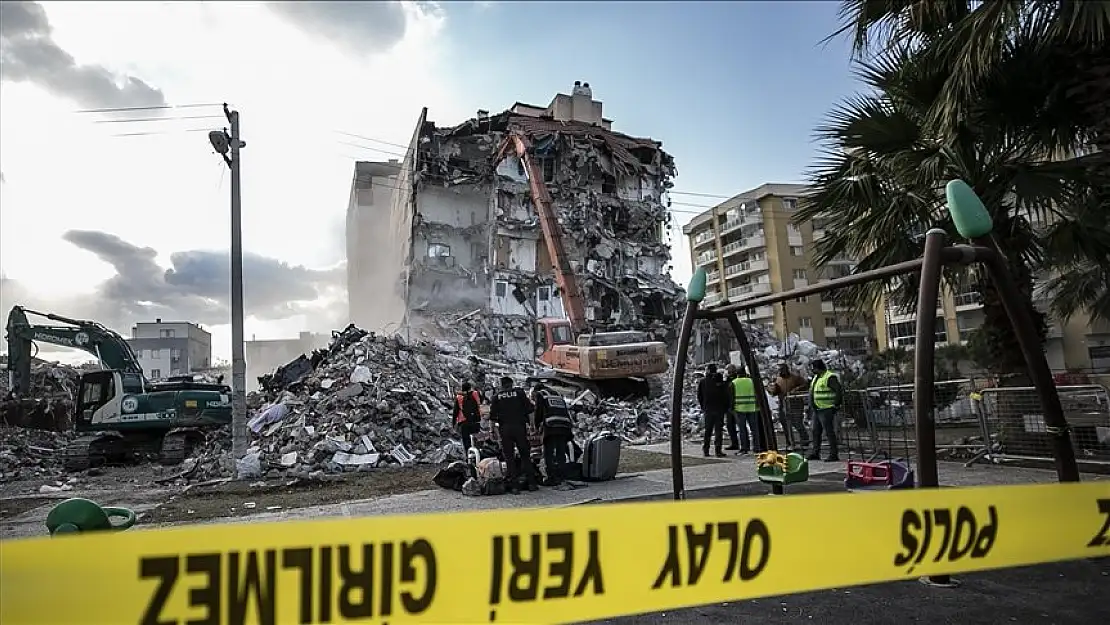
[4,306,231,471]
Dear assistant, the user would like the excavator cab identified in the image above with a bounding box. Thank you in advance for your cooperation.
[74,371,122,428]
[535,318,575,364]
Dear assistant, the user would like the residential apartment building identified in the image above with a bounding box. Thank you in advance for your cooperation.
[346,81,682,360]
[875,287,1110,371]
[681,183,872,354]
[127,319,212,380]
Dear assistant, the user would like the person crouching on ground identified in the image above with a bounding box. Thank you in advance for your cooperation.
[453,381,483,454]
[532,383,575,486]
[490,376,539,493]
[697,364,730,457]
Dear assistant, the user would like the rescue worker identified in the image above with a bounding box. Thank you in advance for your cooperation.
[730,364,763,453]
[453,381,483,453]
[807,359,843,462]
[697,364,730,457]
[532,383,575,486]
[722,364,741,450]
[767,364,810,450]
[489,376,539,493]
[468,355,488,394]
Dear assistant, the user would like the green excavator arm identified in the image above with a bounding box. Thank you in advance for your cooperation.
[4,306,144,397]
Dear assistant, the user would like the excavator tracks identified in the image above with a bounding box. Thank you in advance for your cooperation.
[159,429,199,466]
[63,433,125,472]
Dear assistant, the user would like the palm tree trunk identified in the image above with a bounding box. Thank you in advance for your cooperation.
[975,230,1047,379]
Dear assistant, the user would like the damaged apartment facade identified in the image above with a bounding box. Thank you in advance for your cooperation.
[347,82,681,360]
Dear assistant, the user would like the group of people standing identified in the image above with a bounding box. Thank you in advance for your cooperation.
[696,359,844,462]
[451,375,577,495]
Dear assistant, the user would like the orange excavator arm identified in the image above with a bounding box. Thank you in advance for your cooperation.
[496,133,589,335]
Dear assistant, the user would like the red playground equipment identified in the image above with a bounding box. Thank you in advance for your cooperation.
[843,389,916,491]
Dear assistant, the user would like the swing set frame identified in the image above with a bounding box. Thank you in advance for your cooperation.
[668,185,1082,506]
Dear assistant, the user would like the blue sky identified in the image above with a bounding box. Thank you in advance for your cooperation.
[439,1,859,220]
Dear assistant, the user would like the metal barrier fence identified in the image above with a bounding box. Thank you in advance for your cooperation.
[976,385,1110,466]
[778,379,982,459]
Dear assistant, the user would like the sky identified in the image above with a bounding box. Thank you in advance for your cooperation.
[0,0,859,365]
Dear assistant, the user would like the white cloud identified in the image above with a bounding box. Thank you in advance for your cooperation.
[0,1,465,362]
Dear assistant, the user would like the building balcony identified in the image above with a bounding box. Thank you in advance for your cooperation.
[722,235,766,258]
[953,291,981,311]
[787,234,804,247]
[693,230,716,249]
[706,270,720,284]
[704,292,722,307]
[727,282,772,300]
[724,258,769,278]
[696,251,718,266]
[812,228,827,240]
[719,218,744,236]
[737,305,775,320]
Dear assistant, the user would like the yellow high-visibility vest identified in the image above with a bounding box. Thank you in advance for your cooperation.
[811,370,839,409]
[731,376,757,412]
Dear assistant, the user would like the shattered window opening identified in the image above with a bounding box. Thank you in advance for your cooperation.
[428,243,452,258]
[494,281,507,297]
[537,286,550,301]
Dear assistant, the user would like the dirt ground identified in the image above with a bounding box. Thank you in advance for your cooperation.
[1,447,720,525]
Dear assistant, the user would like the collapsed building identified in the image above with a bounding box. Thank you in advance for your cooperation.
[347,82,682,360]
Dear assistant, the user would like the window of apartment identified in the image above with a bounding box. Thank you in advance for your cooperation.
[790,246,804,257]
[782,198,797,211]
[494,281,507,297]
[799,317,812,328]
[428,243,451,258]
[159,329,175,338]
[794,296,809,303]
[537,286,550,301]
[786,224,801,237]
[471,242,485,262]
[751,251,765,261]
[490,328,506,346]
[601,177,616,195]
[151,369,161,379]
[150,349,161,359]
[825,317,837,328]
[170,348,181,360]
[792,269,807,280]
[537,156,556,183]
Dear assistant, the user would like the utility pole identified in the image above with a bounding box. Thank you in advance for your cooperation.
[209,104,248,467]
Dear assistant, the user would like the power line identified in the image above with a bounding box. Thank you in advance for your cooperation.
[93,114,225,124]
[108,127,215,138]
[74,102,224,114]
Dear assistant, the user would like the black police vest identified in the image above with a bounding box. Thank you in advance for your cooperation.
[542,395,573,430]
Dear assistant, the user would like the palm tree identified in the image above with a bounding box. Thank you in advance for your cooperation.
[798,3,1110,376]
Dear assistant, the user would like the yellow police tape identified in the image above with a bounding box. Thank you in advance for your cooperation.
[1,482,1108,624]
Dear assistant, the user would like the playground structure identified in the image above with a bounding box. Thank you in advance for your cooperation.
[669,181,1082,506]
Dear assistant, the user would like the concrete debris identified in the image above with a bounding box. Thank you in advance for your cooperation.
[0,357,82,431]
[179,327,500,482]
[0,426,76,482]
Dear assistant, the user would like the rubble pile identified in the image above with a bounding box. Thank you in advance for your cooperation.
[573,325,867,445]
[0,426,74,482]
[0,358,81,431]
[182,326,489,481]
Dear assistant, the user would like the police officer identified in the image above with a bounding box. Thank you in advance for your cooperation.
[490,376,539,493]
[532,383,575,486]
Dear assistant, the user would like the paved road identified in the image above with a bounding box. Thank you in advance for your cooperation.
[583,558,1110,624]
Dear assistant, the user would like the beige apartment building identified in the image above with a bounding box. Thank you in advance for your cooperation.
[681,183,872,355]
[875,287,1110,371]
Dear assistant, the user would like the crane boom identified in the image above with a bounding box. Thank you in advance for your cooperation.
[497,133,589,334]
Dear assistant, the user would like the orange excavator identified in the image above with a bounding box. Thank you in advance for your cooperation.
[495,133,668,399]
